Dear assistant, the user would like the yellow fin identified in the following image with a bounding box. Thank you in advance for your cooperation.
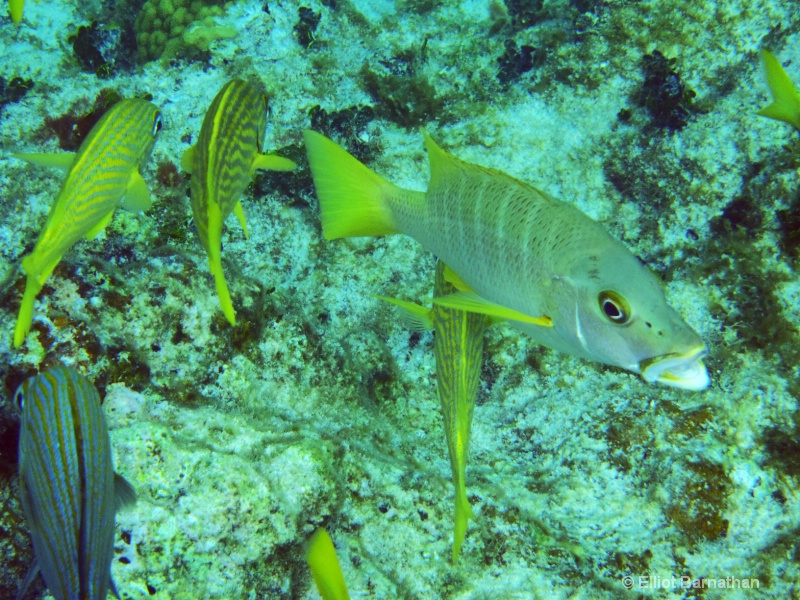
[121,170,152,212]
[12,152,75,171]
[442,265,473,292]
[304,129,399,239]
[85,210,114,239]
[207,201,236,325]
[433,291,553,327]
[233,201,248,239]
[14,256,60,348]
[9,0,24,23]
[251,153,297,173]
[757,49,800,130]
[375,295,434,331]
[181,145,196,174]
[452,483,474,562]
[306,528,350,600]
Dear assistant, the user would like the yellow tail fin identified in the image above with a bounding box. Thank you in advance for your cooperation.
[757,49,800,130]
[303,130,399,240]
[306,528,350,600]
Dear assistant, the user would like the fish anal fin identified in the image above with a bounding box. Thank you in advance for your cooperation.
[374,295,434,331]
[251,154,297,174]
[233,201,249,239]
[121,170,152,212]
[85,210,114,239]
[433,291,553,327]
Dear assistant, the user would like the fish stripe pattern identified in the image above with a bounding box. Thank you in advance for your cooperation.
[17,365,117,600]
[432,261,487,562]
[13,98,161,348]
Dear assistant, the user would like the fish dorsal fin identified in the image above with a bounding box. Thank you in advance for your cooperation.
[85,210,114,239]
[433,291,553,327]
[422,128,454,187]
[251,153,297,174]
[374,295,434,331]
[114,472,137,511]
[233,201,249,239]
[121,170,152,212]
[181,145,196,174]
[12,152,75,171]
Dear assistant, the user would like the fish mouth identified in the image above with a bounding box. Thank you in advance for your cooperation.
[638,346,710,391]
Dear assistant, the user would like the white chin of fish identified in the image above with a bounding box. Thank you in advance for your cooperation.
[635,347,710,391]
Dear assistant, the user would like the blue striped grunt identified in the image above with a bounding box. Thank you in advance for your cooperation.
[14,364,136,600]
[182,79,296,325]
[12,98,162,348]
[379,260,488,562]
[304,130,709,390]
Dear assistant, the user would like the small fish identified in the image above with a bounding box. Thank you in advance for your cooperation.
[379,260,488,562]
[304,129,709,390]
[757,48,800,130]
[182,79,296,325]
[12,98,162,348]
[15,364,136,600]
[306,528,350,600]
[8,0,23,23]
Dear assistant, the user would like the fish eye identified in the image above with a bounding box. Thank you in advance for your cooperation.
[152,113,163,136]
[13,387,24,411]
[598,290,631,325]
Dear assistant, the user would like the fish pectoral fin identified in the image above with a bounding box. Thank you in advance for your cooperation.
[12,151,75,171]
[114,472,137,512]
[374,295,434,331]
[180,145,196,174]
[251,153,297,174]
[233,201,249,239]
[121,170,152,212]
[85,210,115,239]
[432,292,553,327]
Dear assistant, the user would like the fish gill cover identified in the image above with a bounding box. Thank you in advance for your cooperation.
[0,0,799,598]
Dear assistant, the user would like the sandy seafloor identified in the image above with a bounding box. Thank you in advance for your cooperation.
[0,0,799,598]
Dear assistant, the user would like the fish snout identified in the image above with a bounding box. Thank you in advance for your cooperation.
[638,345,710,391]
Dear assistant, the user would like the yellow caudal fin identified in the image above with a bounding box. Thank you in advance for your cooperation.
[306,528,350,600]
[303,130,399,240]
[757,49,800,130]
[452,482,474,563]
[9,0,24,23]
[206,201,236,325]
[14,255,60,348]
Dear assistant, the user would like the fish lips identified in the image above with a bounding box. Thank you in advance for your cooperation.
[637,346,710,391]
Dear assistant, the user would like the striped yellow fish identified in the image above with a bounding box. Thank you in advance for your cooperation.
[12,98,162,348]
[8,0,23,23]
[757,49,800,130]
[182,79,296,325]
[14,364,136,600]
[304,129,709,391]
[379,260,488,562]
[306,528,350,600]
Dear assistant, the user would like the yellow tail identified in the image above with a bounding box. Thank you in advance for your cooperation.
[303,130,400,240]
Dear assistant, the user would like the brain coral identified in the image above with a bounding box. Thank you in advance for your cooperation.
[135,0,234,63]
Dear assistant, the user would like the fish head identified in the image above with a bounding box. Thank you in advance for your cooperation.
[554,249,709,391]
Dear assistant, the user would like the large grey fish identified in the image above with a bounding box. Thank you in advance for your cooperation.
[15,365,136,600]
[304,129,709,390]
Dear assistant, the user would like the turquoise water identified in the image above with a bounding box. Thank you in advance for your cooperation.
[0,0,799,598]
